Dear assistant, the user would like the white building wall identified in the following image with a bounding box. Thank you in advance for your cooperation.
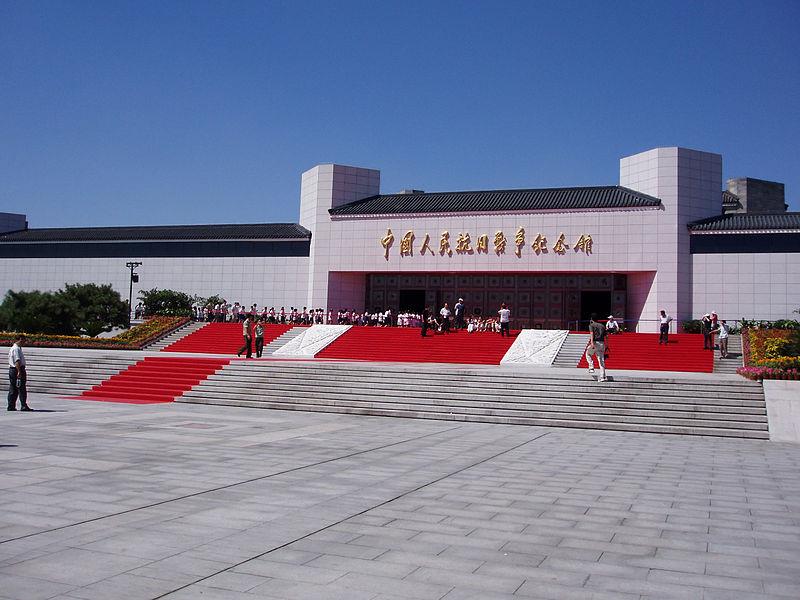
[0,256,309,309]
[692,252,800,321]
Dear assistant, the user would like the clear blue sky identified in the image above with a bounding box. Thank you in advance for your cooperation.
[2,0,798,227]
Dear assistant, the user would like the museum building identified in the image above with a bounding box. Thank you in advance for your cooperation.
[1,146,798,329]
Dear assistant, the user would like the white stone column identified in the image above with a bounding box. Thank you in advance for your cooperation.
[620,147,722,325]
[299,164,380,311]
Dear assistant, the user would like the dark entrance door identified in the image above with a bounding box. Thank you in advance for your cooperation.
[399,290,426,313]
[580,291,612,330]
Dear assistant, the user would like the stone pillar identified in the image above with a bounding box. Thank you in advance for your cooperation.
[620,147,722,324]
[299,164,380,310]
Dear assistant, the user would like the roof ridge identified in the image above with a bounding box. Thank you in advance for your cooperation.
[330,185,662,216]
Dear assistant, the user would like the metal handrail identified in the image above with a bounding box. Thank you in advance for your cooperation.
[567,318,743,332]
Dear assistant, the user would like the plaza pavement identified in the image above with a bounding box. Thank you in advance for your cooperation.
[1,395,799,600]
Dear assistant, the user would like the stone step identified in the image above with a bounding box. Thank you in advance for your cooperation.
[178,396,769,439]
[216,362,764,397]
[198,367,765,402]
[181,386,766,423]
[191,375,767,408]
[551,333,587,367]
[177,359,767,438]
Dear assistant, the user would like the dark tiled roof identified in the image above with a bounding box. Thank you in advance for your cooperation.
[688,213,800,232]
[329,186,662,216]
[722,190,742,211]
[0,223,311,243]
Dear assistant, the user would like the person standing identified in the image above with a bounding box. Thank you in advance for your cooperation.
[604,314,619,357]
[454,298,465,330]
[713,319,731,358]
[421,307,430,337]
[237,316,252,358]
[8,334,32,411]
[701,314,713,350]
[658,309,673,345]
[498,303,511,337]
[253,318,264,358]
[605,315,620,335]
[439,303,451,333]
[585,313,608,382]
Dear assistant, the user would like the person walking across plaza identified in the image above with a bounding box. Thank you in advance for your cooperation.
[253,318,264,358]
[585,313,608,382]
[8,334,32,411]
[498,303,511,337]
[658,309,673,345]
[237,315,252,358]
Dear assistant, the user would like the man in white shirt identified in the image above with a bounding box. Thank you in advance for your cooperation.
[498,303,511,337]
[8,334,32,411]
[440,303,452,333]
[658,309,673,345]
[713,319,731,358]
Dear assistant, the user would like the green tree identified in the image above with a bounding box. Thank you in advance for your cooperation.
[138,288,194,316]
[0,290,78,335]
[61,283,129,337]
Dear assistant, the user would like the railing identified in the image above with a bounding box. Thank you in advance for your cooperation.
[567,318,743,333]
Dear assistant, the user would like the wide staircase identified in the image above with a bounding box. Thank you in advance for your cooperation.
[17,348,140,397]
[177,361,768,439]
[79,356,229,403]
[316,327,517,365]
[145,321,207,351]
[161,322,295,355]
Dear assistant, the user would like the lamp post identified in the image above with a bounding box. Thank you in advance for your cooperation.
[125,261,142,326]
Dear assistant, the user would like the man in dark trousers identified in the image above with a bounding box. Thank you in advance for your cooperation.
[701,313,713,350]
[8,334,32,411]
[421,307,430,337]
[439,303,451,333]
[237,316,252,358]
[454,298,465,330]
[585,313,608,382]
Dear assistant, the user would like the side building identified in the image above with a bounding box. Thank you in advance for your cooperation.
[1,146,798,327]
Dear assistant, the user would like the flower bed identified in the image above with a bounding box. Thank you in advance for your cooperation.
[738,327,800,381]
[0,316,189,350]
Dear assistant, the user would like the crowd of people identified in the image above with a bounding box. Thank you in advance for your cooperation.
[188,299,516,335]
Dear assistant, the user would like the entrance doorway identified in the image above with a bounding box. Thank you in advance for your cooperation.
[580,291,612,330]
[399,289,426,313]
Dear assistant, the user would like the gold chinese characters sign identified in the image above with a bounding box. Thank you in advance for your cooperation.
[380,227,592,260]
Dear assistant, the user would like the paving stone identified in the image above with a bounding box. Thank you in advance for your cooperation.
[1,395,799,600]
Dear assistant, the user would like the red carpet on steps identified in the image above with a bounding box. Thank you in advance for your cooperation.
[576,333,714,373]
[162,323,295,355]
[76,356,230,404]
[316,327,517,365]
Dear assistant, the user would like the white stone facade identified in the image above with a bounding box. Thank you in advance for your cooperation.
[0,256,309,308]
[692,252,800,321]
